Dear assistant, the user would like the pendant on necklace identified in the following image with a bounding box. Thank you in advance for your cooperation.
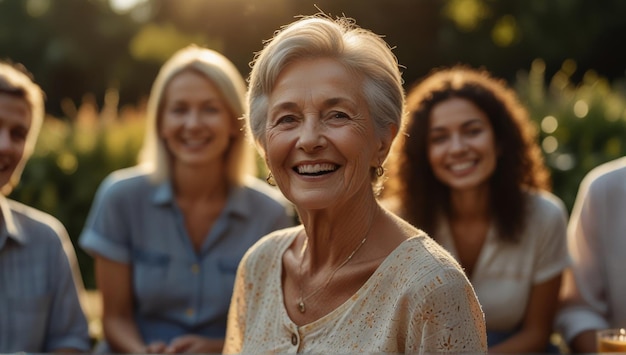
[297,298,306,313]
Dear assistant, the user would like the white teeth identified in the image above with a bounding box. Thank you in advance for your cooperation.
[182,138,208,147]
[297,163,337,174]
[449,161,474,171]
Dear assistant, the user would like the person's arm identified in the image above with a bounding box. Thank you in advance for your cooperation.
[489,274,562,353]
[164,335,224,353]
[45,224,91,353]
[556,176,610,353]
[96,256,165,353]
[569,329,597,352]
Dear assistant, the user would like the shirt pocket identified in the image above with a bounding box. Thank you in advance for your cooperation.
[217,257,240,274]
[132,249,171,298]
[7,294,51,351]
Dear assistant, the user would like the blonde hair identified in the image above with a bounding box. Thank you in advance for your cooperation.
[139,45,255,185]
[0,61,44,194]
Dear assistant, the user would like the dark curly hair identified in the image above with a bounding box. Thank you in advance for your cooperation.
[384,65,550,243]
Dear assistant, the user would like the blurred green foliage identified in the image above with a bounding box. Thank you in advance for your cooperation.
[10,91,146,288]
[517,60,626,211]
[3,0,626,117]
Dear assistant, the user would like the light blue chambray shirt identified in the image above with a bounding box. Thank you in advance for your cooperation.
[79,166,294,346]
[0,196,90,352]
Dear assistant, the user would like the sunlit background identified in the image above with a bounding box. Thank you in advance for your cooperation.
[1,0,626,303]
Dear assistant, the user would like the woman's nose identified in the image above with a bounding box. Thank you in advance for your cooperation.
[0,130,13,151]
[296,118,326,152]
[449,134,468,153]
[183,110,203,127]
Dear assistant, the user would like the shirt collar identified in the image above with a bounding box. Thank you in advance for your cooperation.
[0,195,26,247]
[225,182,253,219]
[150,180,251,219]
[151,180,175,205]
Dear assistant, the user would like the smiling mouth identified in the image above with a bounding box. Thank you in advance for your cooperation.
[449,161,476,172]
[181,137,210,147]
[294,163,339,176]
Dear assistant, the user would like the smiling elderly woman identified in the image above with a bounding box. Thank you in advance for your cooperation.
[222,14,487,354]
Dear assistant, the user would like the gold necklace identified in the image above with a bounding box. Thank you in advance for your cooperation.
[296,235,368,313]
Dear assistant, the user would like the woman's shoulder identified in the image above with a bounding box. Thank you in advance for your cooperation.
[525,189,567,218]
[382,212,464,273]
[584,157,626,192]
[96,166,153,197]
[241,225,302,273]
[241,175,290,206]
[5,199,68,244]
[242,225,302,263]
[378,235,474,304]
[397,234,467,281]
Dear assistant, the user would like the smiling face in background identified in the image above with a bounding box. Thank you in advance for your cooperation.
[427,97,498,193]
[160,69,236,170]
[0,94,30,188]
[265,58,382,211]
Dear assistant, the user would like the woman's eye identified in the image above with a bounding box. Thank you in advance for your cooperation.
[466,127,483,136]
[331,111,350,119]
[202,106,219,113]
[11,129,27,141]
[429,134,448,144]
[275,115,297,125]
[170,106,187,114]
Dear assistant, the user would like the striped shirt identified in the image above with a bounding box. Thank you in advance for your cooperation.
[0,196,90,352]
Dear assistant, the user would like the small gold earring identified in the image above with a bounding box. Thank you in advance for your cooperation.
[266,172,276,186]
[376,165,385,177]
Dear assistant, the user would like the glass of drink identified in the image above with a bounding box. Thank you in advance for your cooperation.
[597,328,626,352]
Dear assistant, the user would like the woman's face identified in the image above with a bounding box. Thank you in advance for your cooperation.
[265,57,383,210]
[427,97,498,192]
[0,94,30,188]
[160,70,236,168]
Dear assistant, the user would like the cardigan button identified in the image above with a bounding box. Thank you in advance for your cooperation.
[291,333,298,346]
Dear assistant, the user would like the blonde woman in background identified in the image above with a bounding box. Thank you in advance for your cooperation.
[80,45,294,353]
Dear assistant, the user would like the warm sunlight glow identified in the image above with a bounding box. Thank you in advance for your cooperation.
[541,115,558,134]
[574,100,589,118]
[443,0,490,31]
[554,153,575,171]
[109,0,147,14]
[26,0,50,17]
[491,15,517,47]
[542,136,558,154]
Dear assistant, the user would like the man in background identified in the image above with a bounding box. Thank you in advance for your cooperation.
[0,59,90,352]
